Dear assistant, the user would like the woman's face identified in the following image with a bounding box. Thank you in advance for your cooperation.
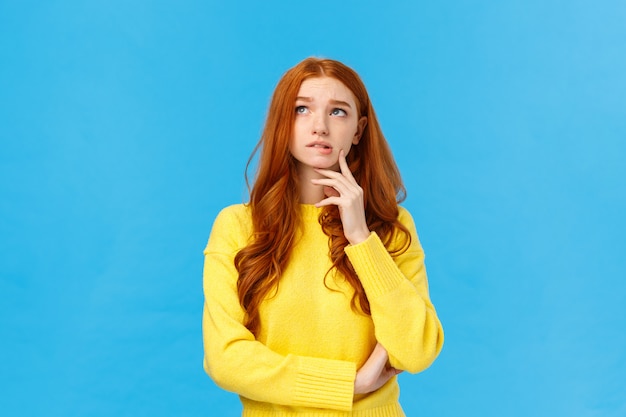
[289,76,367,172]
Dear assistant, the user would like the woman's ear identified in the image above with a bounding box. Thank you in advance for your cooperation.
[353,116,368,145]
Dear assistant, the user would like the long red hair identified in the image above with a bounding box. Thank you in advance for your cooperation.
[235,57,410,336]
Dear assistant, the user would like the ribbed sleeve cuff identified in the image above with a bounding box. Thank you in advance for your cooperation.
[344,232,404,298]
[293,356,356,411]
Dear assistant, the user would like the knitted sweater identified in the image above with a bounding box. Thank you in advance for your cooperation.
[202,204,444,416]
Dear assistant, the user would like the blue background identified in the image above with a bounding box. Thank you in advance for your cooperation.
[1,1,625,416]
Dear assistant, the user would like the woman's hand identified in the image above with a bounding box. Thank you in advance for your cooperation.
[354,343,402,395]
[312,149,370,245]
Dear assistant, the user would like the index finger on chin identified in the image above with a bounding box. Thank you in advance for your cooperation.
[338,149,352,177]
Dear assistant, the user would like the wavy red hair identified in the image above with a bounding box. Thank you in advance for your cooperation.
[235,57,411,336]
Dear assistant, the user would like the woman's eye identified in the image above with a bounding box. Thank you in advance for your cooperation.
[295,106,309,114]
[331,108,347,116]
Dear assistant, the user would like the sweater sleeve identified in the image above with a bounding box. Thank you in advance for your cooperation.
[202,206,356,411]
[344,207,444,374]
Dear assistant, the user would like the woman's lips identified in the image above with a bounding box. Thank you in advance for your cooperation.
[307,142,333,155]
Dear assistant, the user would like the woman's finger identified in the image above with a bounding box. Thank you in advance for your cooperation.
[314,151,357,185]
[314,196,343,208]
[337,149,356,182]
[310,177,351,196]
[313,167,350,183]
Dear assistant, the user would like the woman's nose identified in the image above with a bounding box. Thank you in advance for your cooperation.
[312,114,328,136]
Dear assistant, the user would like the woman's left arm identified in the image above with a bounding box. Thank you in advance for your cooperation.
[344,207,444,374]
[314,151,443,373]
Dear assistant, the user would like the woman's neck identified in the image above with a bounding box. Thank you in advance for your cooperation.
[296,165,326,205]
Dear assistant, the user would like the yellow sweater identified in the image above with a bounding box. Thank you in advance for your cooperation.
[202,204,443,416]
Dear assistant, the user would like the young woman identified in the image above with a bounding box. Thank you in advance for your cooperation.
[202,57,444,416]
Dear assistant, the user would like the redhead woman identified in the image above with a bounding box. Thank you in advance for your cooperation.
[202,57,444,416]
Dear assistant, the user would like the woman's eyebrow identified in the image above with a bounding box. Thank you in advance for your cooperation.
[329,99,352,108]
[296,96,352,108]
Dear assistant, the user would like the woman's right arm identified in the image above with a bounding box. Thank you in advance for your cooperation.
[202,207,356,411]
[353,343,402,395]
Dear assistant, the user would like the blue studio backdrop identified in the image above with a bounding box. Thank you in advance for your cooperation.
[1,1,625,416]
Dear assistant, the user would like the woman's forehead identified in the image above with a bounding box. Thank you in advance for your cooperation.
[297,77,356,104]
